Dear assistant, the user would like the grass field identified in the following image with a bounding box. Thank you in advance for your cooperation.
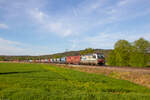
[64,65,150,88]
[0,63,150,100]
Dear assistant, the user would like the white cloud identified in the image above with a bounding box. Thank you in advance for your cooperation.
[27,0,150,39]
[0,38,20,45]
[30,9,45,23]
[28,0,108,37]
[69,39,79,50]
[0,37,53,56]
[78,32,150,49]
[117,0,130,6]
[27,0,111,37]
[63,29,72,37]
[105,0,150,22]
[77,0,106,14]
[0,23,8,29]
[0,38,27,55]
[29,8,74,37]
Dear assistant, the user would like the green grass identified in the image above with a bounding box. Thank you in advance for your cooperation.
[0,63,150,100]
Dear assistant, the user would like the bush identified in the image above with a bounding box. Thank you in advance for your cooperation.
[107,50,116,66]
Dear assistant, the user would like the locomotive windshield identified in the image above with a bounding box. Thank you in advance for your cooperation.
[97,54,104,59]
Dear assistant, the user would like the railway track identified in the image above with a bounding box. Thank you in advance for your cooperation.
[55,63,150,73]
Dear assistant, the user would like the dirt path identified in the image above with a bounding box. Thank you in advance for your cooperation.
[57,64,150,88]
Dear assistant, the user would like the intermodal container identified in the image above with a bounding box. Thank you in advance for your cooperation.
[60,57,66,63]
[56,58,61,63]
[50,59,53,63]
[66,56,80,64]
[48,59,51,63]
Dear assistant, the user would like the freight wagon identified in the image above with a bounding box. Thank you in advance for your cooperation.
[53,59,57,63]
[60,57,66,64]
[48,59,51,63]
[41,59,45,63]
[66,56,80,64]
[50,59,53,63]
[44,59,49,63]
[29,60,32,63]
[35,60,40,63]
[56,58,61,63]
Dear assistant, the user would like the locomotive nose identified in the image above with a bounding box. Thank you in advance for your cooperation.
[98,59,104,63]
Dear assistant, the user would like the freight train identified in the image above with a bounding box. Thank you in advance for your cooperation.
[29,53,105,65]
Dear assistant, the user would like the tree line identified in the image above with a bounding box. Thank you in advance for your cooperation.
[107,38,150,67]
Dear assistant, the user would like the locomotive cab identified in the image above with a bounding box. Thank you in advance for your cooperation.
[97,53,105,65]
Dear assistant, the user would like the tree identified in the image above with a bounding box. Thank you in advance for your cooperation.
[114,40,131,66]
[0,57,4,61]
[107,40,131,66]
[129,38,150,67]
[107,50,116,66]
[80,48,94,55]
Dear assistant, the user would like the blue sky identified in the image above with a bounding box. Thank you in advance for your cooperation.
[0,0,150,55]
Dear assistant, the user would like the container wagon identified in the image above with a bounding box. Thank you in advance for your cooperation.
[29,60,32,63]
[50,59,53,63]
[48,59,51,63]
[56,58,61,63]
[53,59,57,63]
[60,57,66,64]
[44,59,48,63]
[66,56,80,64]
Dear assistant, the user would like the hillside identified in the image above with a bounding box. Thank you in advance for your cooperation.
[0,49,112,61]
[44,49,112,58]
